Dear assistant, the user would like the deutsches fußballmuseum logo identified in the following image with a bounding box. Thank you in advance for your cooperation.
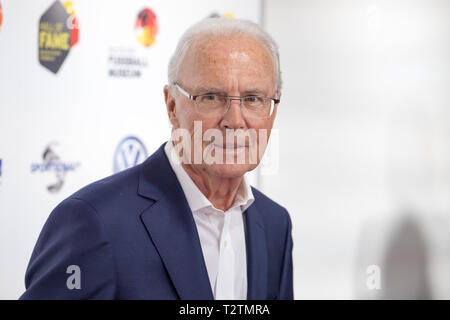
[31,142,81,193]
[107,8,157,78]
[38,0,79,73]
[135,8,158,48]
[113,136,148,173]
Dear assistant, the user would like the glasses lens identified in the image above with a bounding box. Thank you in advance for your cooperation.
[242,97,273,119]
[195,94,275,119]
[196,94,227,114]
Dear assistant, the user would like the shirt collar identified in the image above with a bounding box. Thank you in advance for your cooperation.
[164,141,255,214]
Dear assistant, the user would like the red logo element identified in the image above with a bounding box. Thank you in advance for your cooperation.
[63,1,79,47]
[0,2,3,31]
[135,8,158,48]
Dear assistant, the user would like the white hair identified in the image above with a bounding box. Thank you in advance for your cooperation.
[168,17,282,91]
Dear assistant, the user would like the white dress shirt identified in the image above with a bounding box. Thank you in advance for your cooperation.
[164,141,254,300]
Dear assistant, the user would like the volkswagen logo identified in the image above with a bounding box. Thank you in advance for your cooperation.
[113,136,148,173]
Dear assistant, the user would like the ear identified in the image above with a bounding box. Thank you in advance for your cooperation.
[164,85,179,128]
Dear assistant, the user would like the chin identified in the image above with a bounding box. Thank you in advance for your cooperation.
[205,162,257,179]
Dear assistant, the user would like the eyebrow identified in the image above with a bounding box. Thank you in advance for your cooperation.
[196,87,267,96]
[195,87,227,95]
[242,88,267,95]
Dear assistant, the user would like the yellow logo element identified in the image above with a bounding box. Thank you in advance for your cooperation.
[222,12,235,19]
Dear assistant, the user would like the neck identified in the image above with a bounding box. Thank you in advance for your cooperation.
[182,164,243,211]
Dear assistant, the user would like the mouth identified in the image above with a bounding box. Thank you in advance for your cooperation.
[212,143,247,150]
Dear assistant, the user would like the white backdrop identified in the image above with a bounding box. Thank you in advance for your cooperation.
[264,0,450,299]
[0,0,262,299]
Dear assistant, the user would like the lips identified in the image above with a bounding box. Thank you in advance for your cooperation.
[213,144,247,149]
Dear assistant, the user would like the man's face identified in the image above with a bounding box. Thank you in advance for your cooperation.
[165,34,279,179]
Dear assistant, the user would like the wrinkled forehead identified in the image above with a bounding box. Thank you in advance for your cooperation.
[178,34,276,89]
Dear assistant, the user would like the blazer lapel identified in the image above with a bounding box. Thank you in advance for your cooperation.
[137,144,214,300]
[245,201,268,300]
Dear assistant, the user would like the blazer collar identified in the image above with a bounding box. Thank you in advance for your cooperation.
[137,143,268,300]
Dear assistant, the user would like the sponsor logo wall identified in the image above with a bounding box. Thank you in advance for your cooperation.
[0,0,262,299]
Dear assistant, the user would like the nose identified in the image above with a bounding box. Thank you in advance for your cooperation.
[220,98,246,130]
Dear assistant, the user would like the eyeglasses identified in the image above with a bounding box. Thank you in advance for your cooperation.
[174,83,280,119]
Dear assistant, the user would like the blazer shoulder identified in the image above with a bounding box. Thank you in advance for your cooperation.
[62,164,151,224]
[20,196,117,299]
[67,144,167,212]
[71,165,141,202]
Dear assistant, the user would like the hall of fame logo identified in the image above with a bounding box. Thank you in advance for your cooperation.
[38,0,79,73]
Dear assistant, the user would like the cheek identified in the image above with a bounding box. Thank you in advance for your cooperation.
[178,113,222,142]
[200,118,222,135]
[249,119,273,139]
[175,104,196,129]
[184,115,223,142]
[248,121,273,155]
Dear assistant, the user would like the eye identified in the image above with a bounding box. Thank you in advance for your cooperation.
[244,96,260,103]
[203,94,218,101]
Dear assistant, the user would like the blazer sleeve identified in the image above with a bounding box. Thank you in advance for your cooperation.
[277,211,294,300]
[19,198,117,300]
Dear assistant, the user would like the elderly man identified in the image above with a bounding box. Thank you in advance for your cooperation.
[20,18,293,300]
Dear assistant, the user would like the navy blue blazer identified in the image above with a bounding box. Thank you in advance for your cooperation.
[20,143,293,300]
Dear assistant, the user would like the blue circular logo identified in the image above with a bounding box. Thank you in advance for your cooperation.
[113,136,148,173]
